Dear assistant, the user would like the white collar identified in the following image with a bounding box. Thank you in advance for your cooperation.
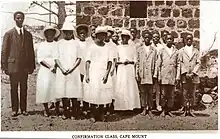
[15,26,24,35]
[185,45,193,49]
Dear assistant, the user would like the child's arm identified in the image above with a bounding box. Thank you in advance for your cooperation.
[85,60,91,83]
[55,59,68,74]
[40,61,53,70]
[110,58,117,76]
[103,61,112,84]
[68,58,81,74]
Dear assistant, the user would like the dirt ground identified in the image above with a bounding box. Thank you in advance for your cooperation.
[1,73,218,131]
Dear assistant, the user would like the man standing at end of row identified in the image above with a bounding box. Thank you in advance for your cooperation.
[1,11,35,117]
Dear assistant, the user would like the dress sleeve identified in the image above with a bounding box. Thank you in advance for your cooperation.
[36,44,44,64]
[75,41,81,59]
[133,47,137,63]
[85,45,92,62]
[52,42,59,60]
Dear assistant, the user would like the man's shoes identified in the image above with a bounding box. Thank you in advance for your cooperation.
[21,111,28,116]
[11,111,18,117]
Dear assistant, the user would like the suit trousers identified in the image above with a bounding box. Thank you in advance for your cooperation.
[9,72,28,112]
[140,84,153,109]
[161,85,175,109]
[182,79,197,107]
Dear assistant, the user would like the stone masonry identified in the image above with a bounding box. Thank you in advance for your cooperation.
[76,0,200,49]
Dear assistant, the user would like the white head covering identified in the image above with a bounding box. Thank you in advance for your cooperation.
[105,25,114,33]
[40,25,60,39]
[75,24,90,38]
[121,29,132,38]
[95,26,107,35]
[61,22,75,31]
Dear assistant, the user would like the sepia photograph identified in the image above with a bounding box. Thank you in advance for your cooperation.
[0,0,218,131]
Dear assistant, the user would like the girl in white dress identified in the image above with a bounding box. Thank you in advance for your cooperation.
[36,26,60,117]
[55,22,82,120]
[104,26,118,115]
[84,26,113,122]
[75,24,91,116]
[114,29,141,111]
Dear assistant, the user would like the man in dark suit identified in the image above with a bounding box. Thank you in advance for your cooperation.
[1,11,35,117]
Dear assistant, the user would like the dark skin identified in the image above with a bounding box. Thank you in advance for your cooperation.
[78,29,87,41]
[14,13,24,28]
[105,31,113,43]
[55,30,81,75]
[39,29,57,117]
[40,29,57,74]
[4,13,25,75]
[162,31,169,44]
[130,28,137,41]
[143,33,152,46]
[164,34,180,85]
[184,34,195,79]
[90,26,96,39]
[136,33,154,83]
[117,35,135,66]
[112,33,119,45]
[152,33,160,45]
[85,32,112,84]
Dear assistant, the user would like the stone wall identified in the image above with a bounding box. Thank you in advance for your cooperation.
[76,0,200,49]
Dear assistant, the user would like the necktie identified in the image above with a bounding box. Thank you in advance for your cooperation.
[20,29,23,44]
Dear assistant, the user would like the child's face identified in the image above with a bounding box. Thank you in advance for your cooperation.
[44,29,56,42]
[121,35,130,44]
[162,32,168,43]
[112,34,119,42]
[91,26,96,37]
[105,32,112,42]
[166,35,174,46]
[143,33,152,44]
[96,32,107,42]
[63,30,73,40]
[78,29,87,41]
[152,33,160,44]
[185,35,193,46]
[130,29,137,39]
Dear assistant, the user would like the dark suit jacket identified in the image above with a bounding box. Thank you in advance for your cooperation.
[1,27,35,73]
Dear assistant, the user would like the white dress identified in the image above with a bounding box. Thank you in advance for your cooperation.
[83,43,113,105]
[106,40,118,99]
[77,39,91,76]
[114,44,141,110]
[54,39,82,99]
[36,41,57,104]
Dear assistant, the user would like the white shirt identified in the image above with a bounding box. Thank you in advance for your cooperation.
[144,45,150,54]
[166,46,173,56]
[15,26,24,35]
[185,45,193,58]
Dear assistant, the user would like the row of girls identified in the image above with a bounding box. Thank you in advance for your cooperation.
[36,21,141,122]
[36,20,198,122]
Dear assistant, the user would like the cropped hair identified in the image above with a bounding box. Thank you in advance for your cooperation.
[14,11,25,19]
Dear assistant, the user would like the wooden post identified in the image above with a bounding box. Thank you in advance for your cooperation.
[49,1,51,25]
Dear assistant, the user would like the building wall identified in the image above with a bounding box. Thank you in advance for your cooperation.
[76,0,200,49]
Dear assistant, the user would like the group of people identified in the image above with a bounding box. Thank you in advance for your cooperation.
[1,11,200,123]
